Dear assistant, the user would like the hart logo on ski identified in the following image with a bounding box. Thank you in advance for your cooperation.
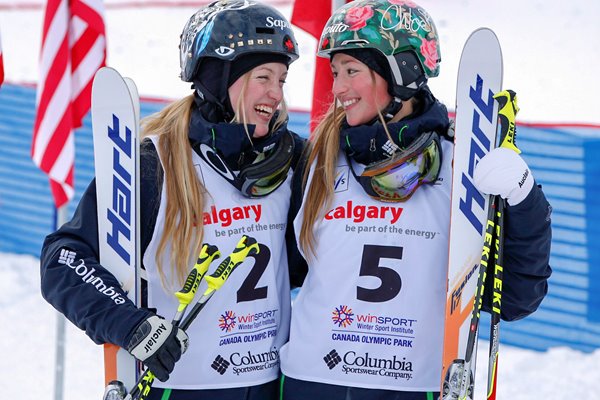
[106,114,134,264]
[458,74,496,236]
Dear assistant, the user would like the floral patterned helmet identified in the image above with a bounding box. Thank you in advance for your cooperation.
[318,0,441,98]
[180,0,299,82]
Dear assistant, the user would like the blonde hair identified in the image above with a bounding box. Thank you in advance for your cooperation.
[140,95,205,290]
[140,68,290,289]
[299,70,397,259]
[299,101,346,259]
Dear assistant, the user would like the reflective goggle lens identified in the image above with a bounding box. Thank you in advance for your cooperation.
[360,134,441,202]
[239,131,295,198]
[249,166,291,197]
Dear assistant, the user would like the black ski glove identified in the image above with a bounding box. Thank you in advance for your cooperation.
[126,315,189,382]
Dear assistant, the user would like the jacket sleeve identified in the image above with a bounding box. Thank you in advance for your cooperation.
[39,139,162,348]
[481,183,553,321]
[40,180,151,348]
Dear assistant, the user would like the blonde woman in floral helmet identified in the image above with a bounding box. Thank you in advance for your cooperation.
[279,1,552,399]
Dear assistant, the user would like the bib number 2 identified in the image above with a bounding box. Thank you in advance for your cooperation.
[237,243,270,302]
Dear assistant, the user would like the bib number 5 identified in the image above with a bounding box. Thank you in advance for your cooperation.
[357,244,403,303]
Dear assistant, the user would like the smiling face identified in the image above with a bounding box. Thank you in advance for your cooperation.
[228,62,288,138]
[331,52,392,126]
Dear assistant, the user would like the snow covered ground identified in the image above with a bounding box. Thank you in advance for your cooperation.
[1,253,599,399]
[1,0,600,399]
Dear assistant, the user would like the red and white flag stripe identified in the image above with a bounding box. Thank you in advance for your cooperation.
[32,0,106,208]
[0,28,4,86]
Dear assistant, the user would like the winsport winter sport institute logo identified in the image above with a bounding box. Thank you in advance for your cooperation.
[219,310,236,332]
[332,305,354,327]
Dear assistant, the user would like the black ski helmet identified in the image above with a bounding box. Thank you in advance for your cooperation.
[180,1,299,83]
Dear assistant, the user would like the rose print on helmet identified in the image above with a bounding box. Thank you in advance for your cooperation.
[345,5,375,31]
[420,38,439,72]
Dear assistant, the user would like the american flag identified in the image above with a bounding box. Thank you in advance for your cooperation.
[32,0,106,208]
[0,29,4,87]
[292,0,349,133]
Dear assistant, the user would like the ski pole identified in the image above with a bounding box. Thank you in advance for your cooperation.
[450,194,499,400]
[180,235,260,331]
[131,235,259,400]
[172,243,221,325]
[121,243,221,400]
[486,90,520,400]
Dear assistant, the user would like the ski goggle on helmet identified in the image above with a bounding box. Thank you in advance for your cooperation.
[347,131,442,202]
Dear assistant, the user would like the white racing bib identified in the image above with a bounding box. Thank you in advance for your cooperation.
[145,136,291,389]
[280,141,453,392]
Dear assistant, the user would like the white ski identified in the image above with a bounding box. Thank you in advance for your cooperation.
[440,28,503,400]
[92,67,141,392]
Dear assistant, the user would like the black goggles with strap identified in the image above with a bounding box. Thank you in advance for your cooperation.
[198,131,295,198]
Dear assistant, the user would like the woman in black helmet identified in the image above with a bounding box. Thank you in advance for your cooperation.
[39,2,304,399]
[280,1,552,399]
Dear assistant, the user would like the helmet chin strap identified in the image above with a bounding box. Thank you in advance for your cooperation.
[192,62,235,123]
[192,86,234,123]
[381,96,403,122]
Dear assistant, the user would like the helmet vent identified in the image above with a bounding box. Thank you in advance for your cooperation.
[256,27,276,35]
[341,39,369,46]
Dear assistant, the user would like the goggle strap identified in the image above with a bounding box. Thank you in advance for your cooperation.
[345,154,379,199]
[362,132,435,177]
